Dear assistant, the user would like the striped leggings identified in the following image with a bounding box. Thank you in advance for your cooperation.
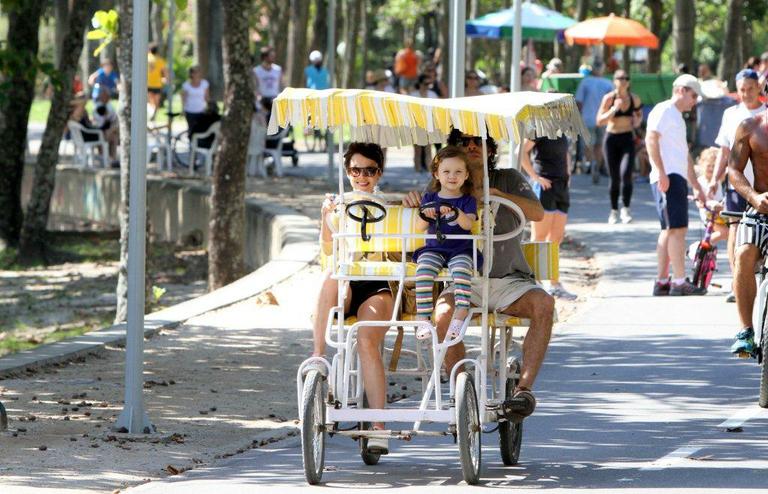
[415,252,473,319]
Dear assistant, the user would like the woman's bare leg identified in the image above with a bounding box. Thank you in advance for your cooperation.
[311,271,348,357]
[356,293,393,430]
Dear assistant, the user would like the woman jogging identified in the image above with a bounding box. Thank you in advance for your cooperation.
[597,69,643,224]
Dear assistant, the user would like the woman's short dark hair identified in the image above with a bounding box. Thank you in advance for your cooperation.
[343,142,385,171]
[447,128,498,170]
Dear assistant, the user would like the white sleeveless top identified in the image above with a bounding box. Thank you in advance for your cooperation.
[182,79,209,113]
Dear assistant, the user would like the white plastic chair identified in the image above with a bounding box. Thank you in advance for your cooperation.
[189,121,221,176]
[263,126,289,178]
[147,127,172,170]
[67,120,108,167]
[247,117,267,177]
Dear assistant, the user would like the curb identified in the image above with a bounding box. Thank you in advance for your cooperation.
[0,199,318,379]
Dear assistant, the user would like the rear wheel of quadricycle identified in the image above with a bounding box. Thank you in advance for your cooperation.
[499,360,523,465]
[301,370,327,484]
[760,312,768,407]
[0,401,7,430]
[456,372,481,485]
[359,395,381,465]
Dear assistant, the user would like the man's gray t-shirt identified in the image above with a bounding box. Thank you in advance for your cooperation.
[488,168,538,279]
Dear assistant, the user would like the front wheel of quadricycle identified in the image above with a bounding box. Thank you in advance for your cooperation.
[499,360,523,465]
[456,372,481,485]
[0,401,7,430]
[301,370,327,484]
[359,421,381,465]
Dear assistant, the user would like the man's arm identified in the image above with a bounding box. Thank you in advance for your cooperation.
[489,187,544,222]
[645,129,669,192]
[687,152,706,203]
[710,146,729,195]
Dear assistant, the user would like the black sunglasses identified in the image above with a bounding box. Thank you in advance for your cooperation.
[458,136,483,147]
[614,76,630,81]
[348,166,380,177]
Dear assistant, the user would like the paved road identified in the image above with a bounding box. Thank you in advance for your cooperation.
[127,174,768,493]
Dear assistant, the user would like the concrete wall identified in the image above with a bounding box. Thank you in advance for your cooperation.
[21,165,317,270]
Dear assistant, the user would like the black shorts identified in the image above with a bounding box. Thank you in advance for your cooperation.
[651,173,688,230]
[537,176,570,214]
[725,187,748,215]
[345,280,390,318]
[148,87,164,95]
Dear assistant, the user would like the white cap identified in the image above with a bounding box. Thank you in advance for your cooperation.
[673,74,702,96]
[309,50,323,63]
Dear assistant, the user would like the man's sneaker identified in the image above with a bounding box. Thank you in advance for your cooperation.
[653,279,670,296]
[608,209,619,224]
[725,291,736,303]
[669,278,706,296]
[620,207,633,224]
[730,327,757,356]
[548,284,578,300]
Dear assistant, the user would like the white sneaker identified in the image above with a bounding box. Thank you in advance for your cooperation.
[547,284,578,301]
[620,207,633,224]
[366,436,389,455]
[416,321,435,340]
[608,209,619,224]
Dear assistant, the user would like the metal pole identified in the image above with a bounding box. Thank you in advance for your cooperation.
[449,0,466,98]
[116,0,154,434]
[166,0,176,155]
[326,0,336,183]
[510,0,522,92]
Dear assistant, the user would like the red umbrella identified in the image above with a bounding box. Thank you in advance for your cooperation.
[564,13,659,49]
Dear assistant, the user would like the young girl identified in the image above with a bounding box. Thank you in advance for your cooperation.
[414,146,482,340]
[694,147,728,245]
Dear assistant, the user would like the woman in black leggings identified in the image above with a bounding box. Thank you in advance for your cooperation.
[596,69,643,224]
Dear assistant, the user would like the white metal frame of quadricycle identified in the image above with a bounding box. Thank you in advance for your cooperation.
[295,121,528,438]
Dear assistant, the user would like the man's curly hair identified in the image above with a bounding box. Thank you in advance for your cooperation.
[446,128,498,170]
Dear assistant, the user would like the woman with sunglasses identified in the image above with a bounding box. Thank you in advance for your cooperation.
[310,142,394,455]
[465,70,483,97]
[597,69,643,224]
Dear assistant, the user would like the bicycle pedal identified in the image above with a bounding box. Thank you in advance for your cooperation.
[710,283,722,288]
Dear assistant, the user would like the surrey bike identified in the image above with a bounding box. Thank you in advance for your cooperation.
[268,87,586,485]
[721,210,768,408]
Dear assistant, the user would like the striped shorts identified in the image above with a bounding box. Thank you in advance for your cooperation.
[736,207,768,257]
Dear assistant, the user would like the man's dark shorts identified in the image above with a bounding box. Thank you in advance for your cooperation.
[651,173,688,230]
[535,177,570,214]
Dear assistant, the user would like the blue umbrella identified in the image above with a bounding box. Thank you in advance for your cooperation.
[466,2,577,41]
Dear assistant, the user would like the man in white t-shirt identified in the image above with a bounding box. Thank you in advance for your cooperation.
[708,69,764,302]
[647,74,707,296]
[252,46,283,116]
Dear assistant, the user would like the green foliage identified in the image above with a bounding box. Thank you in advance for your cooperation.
[86,9,118,57]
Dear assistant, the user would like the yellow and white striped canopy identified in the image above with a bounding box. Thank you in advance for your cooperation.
[267,88,588,148]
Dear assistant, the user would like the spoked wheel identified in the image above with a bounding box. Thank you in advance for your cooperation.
[760,312,768,408]
[499,360,523,465]
[301,370,327,485]
[692,246,716,291]
[0,401,7,431]
[359,421,381,465]
[456,372,481,485]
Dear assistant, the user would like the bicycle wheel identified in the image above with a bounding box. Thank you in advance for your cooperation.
[301,370,327,485]
[499,360,523,466]
[0,400,7,431]
[760,312,768,408]
[691,246,705,288]
[359,421,381,465]
[456,372,481,485]
[701,249,717,289]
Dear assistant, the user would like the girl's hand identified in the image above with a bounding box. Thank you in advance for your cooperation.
[537,176,552,190]
[439,205,453,216]
[423,208,438,219]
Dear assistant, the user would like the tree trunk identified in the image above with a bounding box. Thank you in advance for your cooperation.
[54,0,71,67]
[440,0,450,89]
[310,0,327,54]
[195,0,225,101]
[0,0,45,251]
[552,0,563,60]
[208,0,253,290]
[565,0,590,72]
[150,0,165,54]
[114,0,134,323]
[343,0,361,88]
[718,0,743,90]
[622,0,631,71]
[672,0,695,72]
[19,0,93,264]
[287,0,310,88]
[267,1,291,73]
[359,0,369,88]
[645,0,663,73]
[466,0,477,69]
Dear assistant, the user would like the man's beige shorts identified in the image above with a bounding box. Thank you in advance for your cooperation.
[442,276,542,312]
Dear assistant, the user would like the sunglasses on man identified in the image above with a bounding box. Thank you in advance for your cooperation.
[348,166,380,177]
[458,136,483,147]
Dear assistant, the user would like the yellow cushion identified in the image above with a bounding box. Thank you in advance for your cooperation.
[521,241,559,281]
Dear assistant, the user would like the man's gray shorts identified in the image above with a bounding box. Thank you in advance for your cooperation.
[443,276,542,312]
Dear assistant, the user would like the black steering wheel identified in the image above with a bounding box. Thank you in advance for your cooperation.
[419,201,459,244]
[345,192,387,241]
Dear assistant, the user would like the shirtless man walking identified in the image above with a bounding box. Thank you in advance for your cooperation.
[728,107,768,354]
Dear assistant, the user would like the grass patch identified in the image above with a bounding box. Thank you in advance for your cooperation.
[0,312,114,358]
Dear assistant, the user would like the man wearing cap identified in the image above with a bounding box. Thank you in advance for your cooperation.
[709,69,765,303]
[575,60,613,182]
[304,50,330,91]
[726,84,768,356]
[647,74,707,296]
